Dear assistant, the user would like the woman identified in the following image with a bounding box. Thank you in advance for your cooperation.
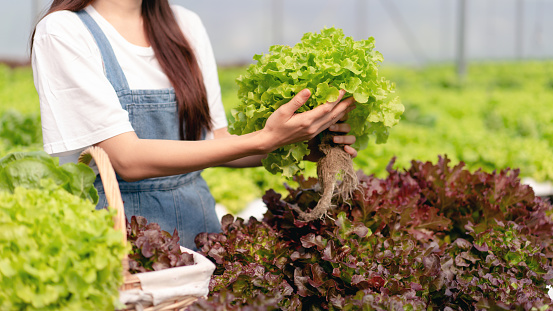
[31,0,357,249]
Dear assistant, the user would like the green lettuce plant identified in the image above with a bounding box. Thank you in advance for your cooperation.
[229,27,403,177]
[0,186,127,310]
[0,151,126,310]
[229,27,403,221]
[0,150,98,203]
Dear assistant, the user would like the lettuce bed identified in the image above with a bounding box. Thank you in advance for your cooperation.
[190,157,553,310]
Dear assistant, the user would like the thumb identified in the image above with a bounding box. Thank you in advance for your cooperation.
[277,89,311,117]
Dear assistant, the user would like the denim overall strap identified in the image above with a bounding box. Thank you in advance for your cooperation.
[75,10,130,93]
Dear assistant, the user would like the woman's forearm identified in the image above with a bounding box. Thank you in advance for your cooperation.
[96,131,270,181]
[212,127,265,168]
[220,154,266,168]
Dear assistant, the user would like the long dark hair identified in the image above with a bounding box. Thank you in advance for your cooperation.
[32,0,212,141]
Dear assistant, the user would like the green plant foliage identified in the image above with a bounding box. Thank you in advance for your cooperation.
[0,64,39,114]
[217,66,247,122]
[0,186,127,310]
[0,151,99,204]
[202,166,289,214]
[229,27,403,177]
[0,65,43,157]
[0,150,126,310]
[361,61,553,182]
[0,109,42,148]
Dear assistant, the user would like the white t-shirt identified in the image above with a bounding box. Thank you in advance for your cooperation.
[32,5,228,167]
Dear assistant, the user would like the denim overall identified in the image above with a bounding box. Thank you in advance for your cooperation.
[76,10,221,250]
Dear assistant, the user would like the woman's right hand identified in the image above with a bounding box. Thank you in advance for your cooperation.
[258,89,355,153]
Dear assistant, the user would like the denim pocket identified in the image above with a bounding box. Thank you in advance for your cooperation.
[126,102,180,140]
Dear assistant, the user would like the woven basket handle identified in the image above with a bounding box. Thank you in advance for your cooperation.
[78,146,127,245]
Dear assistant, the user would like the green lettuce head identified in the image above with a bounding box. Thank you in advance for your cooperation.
[229,27,403,177]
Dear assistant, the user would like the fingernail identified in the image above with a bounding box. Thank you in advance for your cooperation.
[333,136,341,143]
[329,125,337,131]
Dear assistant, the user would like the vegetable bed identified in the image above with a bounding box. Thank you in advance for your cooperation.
[190,157,553,310]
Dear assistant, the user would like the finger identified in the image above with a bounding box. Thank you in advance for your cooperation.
[301,91,352,122]
[344,145,358,158]
[277,89,311,118]
[316,89,347,111]
[333,135,356,145]
[329,89,347,105]
[340,104,356,122]
[310,97,355,133]
[324,96,355,121]
[329,123,351,133]
[327,97,356,123]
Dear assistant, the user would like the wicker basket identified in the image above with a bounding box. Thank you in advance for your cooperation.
[78,146,208,311]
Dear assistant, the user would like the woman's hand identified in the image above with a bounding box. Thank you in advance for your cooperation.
[329,122,358,158]
[304,111,358,162]
[258,89,355,153]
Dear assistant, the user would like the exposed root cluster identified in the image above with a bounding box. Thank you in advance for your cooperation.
[293,133,358,222]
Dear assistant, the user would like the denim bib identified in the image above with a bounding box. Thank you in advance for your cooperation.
[76,10,220,250]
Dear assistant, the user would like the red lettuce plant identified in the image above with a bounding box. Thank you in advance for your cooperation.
[127,216,195,273]
[190,156,553,310]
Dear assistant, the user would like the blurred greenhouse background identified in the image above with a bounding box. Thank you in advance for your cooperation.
[1,0,553,215]
[1,0,552,66]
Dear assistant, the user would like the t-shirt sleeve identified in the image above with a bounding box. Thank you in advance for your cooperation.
[172,6,228,136]
[32,11,134,157]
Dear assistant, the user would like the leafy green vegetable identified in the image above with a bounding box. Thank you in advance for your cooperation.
[229,27,403,177]
[0,150,125,310]
[0,150,99,204]
[0,109,42,148]
[202,167,267,214]
[0,64,39,115]
[0,186,127,310]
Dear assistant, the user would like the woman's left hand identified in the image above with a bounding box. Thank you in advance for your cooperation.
[305,106,358,162]
[329,122,358,157]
